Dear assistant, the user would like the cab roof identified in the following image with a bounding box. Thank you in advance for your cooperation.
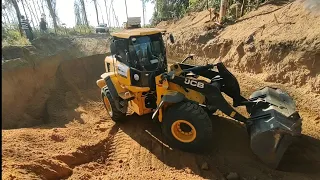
[111,28,166,39]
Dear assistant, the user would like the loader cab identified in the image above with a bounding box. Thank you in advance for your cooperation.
[109,28,168,89]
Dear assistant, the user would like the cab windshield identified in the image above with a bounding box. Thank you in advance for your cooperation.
[129,34,164,71]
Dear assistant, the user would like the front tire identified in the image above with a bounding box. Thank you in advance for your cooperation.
[102,91,126,122]
[162,101,213,152]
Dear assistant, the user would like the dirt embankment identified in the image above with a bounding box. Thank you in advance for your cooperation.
[2,35,110,129]
[158,0,320,94]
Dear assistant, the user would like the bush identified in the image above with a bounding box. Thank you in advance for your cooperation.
[2,26,30,47]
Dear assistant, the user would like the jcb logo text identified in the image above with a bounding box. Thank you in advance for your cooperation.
[184,78,204,88]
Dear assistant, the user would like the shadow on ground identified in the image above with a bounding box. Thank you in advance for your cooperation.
[116,113,320,179]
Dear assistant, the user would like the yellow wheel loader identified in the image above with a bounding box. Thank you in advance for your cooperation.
[96,28,302,169]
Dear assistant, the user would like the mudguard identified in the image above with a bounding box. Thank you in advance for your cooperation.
[247,87,302,168]
[152,91,185,120]
[103,76,128,113]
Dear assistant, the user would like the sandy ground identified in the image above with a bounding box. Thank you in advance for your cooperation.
[2,65,320,180]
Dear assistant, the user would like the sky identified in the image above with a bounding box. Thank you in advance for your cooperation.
[56,0,155,28]
[5,0,154,29]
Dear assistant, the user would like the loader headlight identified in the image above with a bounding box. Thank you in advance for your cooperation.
[134,74,140,81]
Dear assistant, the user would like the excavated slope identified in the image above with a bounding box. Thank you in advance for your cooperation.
[158,0,320,93]
[2,53,106,129]
[2,35,110,129]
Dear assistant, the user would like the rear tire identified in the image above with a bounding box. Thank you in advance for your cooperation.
[102,91,126,122]
[162,101,213,152]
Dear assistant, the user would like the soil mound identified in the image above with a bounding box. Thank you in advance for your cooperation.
[2,53,107,129]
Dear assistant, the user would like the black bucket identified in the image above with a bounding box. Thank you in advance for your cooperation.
[247,87,302,168]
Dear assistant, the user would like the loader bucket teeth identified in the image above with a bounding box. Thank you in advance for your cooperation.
[247,87,302,169]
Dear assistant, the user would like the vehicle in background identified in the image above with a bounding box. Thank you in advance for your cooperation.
[96,24,109,33]
[124,17,141,29]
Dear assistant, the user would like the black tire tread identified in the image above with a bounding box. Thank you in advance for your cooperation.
[102,91,126,122]
[162,101,213,152]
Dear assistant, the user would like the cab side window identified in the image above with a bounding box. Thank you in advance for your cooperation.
[113,38,129,65]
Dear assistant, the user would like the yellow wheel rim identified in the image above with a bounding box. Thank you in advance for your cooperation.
[103,96,113,117]
[171,120,196,143]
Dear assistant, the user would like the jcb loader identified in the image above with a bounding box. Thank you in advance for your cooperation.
[96,28,302,168]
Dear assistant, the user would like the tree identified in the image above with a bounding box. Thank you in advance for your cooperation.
[20,0,28,20]
[2,5,11,24]
[79,0,89,26]
[40,0,46,14]
[103,0,110,27]
[93,0,100,25]
[35,0,44,14]
[46,0,58,32]
[141,0,146,26]
[24,0,39,27]
[219,0,228,23]
[109,0,115,27]
[74,0,82,25]
[32,0,42,24]
[240,0,246,16]
[10,0,23,35]
[97,1,105,24]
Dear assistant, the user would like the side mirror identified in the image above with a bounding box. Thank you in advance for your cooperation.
[181,54,196,63]
[169,34,175,44]
[189,54,195,60]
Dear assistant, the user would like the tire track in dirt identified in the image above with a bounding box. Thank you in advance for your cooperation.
[106,117,166,171]
[13,121,119,180]
[99,115,223,179]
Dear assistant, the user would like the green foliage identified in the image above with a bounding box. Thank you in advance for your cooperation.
[150,0,223,25]
[149,0,271,25]
[2,24,99,47]
[151,0,190,25]
[2,26,30,47]
[187,0,221,12]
